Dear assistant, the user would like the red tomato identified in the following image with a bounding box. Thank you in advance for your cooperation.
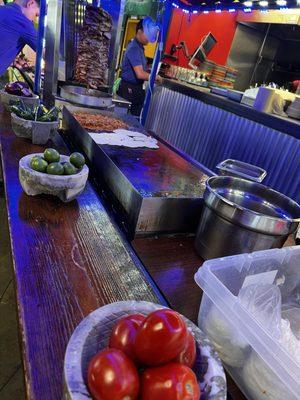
[134,309,188,366]
[173,331,197,368]
[140,363,201,400]
[87,348,139,400]
[109,314,145,361]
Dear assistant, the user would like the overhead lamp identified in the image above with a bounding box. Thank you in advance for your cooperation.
[276,0,287,5]
[259,0,268,6]
[229,8,236,11]
[243,7,252,11]
[203,10,210,13]
[215,8,222,12]
[244,1,253,6]
[297,0,300,5]
[192,10,199,13]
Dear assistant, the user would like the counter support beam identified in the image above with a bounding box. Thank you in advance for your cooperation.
[141,1,173,125]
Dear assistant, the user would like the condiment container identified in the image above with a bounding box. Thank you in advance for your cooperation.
[216,159,266,183]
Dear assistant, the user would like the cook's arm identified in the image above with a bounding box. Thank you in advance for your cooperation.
[133,66,162,83]
[16,17,38,51]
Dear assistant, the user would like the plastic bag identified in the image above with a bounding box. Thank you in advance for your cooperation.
[203,305,249,367]
[238,284,282,340]
[242,351,297,400]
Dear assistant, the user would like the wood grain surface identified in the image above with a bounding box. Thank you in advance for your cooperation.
[0,107,161,400]
[2,105,295,400]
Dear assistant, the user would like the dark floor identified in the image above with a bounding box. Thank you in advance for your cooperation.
[0,183,25,399]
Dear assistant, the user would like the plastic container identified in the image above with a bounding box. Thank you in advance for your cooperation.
[195,246,300,400]
[216,159,267,183]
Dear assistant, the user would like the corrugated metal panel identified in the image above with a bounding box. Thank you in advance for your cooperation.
[146,87,300,203]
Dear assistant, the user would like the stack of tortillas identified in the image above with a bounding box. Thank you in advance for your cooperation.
[88,129,159,149]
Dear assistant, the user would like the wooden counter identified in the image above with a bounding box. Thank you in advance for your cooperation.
[0,105,268,400]
[0,107,162,399]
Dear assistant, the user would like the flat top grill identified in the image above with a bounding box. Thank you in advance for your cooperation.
[103,144,208,198]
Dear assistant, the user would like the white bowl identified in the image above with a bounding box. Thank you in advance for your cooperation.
[19,153,89,202]
[11,113,59,145]
[64,301,227,400]
[0,89,39,111]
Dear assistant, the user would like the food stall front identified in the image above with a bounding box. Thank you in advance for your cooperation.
[0,0,300,399]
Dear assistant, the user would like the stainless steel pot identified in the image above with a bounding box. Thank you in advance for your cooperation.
[195,176,300,260]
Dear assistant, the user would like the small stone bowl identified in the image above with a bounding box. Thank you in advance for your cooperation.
[11,113,59,145]
[19,153,89,202]
[64,300,227,400]
[0,89,40,111]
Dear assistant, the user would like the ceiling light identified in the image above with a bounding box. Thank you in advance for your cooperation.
[243,7,252,12]
[229,8,236,11]
[244,1,253,6]
[203,10,210,13]
[215,9,222,12]
[259,0,268,6]
[276,0,287,5]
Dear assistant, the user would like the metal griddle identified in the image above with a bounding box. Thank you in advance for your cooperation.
[62,105,209,237]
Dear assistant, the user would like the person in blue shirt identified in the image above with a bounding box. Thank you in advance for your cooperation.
[0,0,40,77]
[118,17,162,116]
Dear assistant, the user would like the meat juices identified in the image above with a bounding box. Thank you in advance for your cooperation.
[75,6,112,89]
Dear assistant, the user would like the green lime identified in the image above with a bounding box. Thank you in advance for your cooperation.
[63,162,77,175]
[69,152,85,168]
[30,155,43,166]
[30,157,48,173]
[44,148,60,163]
[46,162,64,175]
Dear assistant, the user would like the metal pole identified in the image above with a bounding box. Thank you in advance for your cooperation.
[141,0,173,126]
[43,0,63,108]
[249,23,271,87]
[34,0,47,95]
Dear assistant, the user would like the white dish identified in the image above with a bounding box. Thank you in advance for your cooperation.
[64,301,227,400]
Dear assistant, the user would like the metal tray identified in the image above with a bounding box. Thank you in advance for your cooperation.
[60,85,113,108]
[216,159,267,183]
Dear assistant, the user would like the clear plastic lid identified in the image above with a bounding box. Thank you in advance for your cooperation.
[216,159,267,182]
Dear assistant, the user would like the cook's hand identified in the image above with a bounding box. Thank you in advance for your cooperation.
[155,75,163,84]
